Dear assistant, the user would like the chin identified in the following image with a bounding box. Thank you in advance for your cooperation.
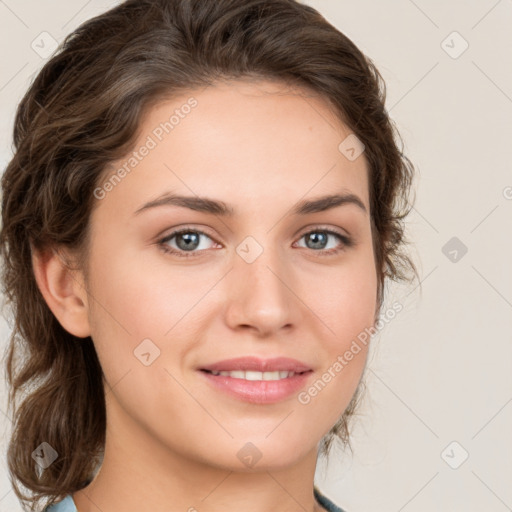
[205,435,316,472]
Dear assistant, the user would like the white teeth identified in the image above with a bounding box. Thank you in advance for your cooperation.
[245,371,262,381]
[209,370,297,380]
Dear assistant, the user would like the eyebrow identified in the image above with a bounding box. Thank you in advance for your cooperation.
[133,191,368,217]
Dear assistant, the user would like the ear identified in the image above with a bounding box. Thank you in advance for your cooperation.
[31,245,91,338]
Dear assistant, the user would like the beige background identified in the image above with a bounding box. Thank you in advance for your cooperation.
[1,1,511,511]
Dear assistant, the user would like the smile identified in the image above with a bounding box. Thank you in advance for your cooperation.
[204,370,303,380]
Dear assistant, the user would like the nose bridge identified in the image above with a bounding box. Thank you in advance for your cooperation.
[224,234,297,334]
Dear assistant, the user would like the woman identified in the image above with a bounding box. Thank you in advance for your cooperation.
[0,1,418,511]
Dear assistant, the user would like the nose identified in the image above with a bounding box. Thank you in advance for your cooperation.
[223,241,300,337]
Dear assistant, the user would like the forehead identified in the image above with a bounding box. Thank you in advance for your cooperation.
[95,78,369,216]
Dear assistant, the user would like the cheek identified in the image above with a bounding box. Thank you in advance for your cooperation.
[308,249,377,343]
[295,263,375,426]
[83,246,167,381]
[305,252,376,398]
[84,242,218,386]
[87,240,197,335]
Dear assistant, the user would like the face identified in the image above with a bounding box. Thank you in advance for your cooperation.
[81,79,377,471]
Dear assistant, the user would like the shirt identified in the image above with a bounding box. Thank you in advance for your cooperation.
[43,486,346,511]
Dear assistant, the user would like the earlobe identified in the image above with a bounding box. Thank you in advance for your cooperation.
[31,245,91,338]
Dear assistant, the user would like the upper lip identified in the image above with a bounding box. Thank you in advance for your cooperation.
[200,356,313,373]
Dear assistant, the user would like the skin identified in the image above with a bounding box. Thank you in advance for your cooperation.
[33,79,378,512]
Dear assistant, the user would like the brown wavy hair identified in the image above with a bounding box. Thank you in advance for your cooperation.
[0,0,418,510]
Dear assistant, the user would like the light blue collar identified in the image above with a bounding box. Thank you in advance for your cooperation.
[44,494,77,512]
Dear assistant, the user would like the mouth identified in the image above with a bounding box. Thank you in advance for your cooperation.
[197,357,314,404]
[200,369,311,381]
[199,356,313,374]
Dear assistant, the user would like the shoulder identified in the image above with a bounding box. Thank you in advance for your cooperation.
[43,495,77,512]
[314,485,348,512]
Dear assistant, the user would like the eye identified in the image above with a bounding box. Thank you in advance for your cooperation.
[157,226,354,259]
[158,228,217,258]
[295,228,353,256]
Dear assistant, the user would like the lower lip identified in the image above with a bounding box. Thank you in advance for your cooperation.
[199,370,312,404]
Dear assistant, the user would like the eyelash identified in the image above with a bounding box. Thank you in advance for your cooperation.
[157,226,354,259]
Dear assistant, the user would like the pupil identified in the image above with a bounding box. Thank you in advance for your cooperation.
[177,232,199,251]
[308,232,326,249]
